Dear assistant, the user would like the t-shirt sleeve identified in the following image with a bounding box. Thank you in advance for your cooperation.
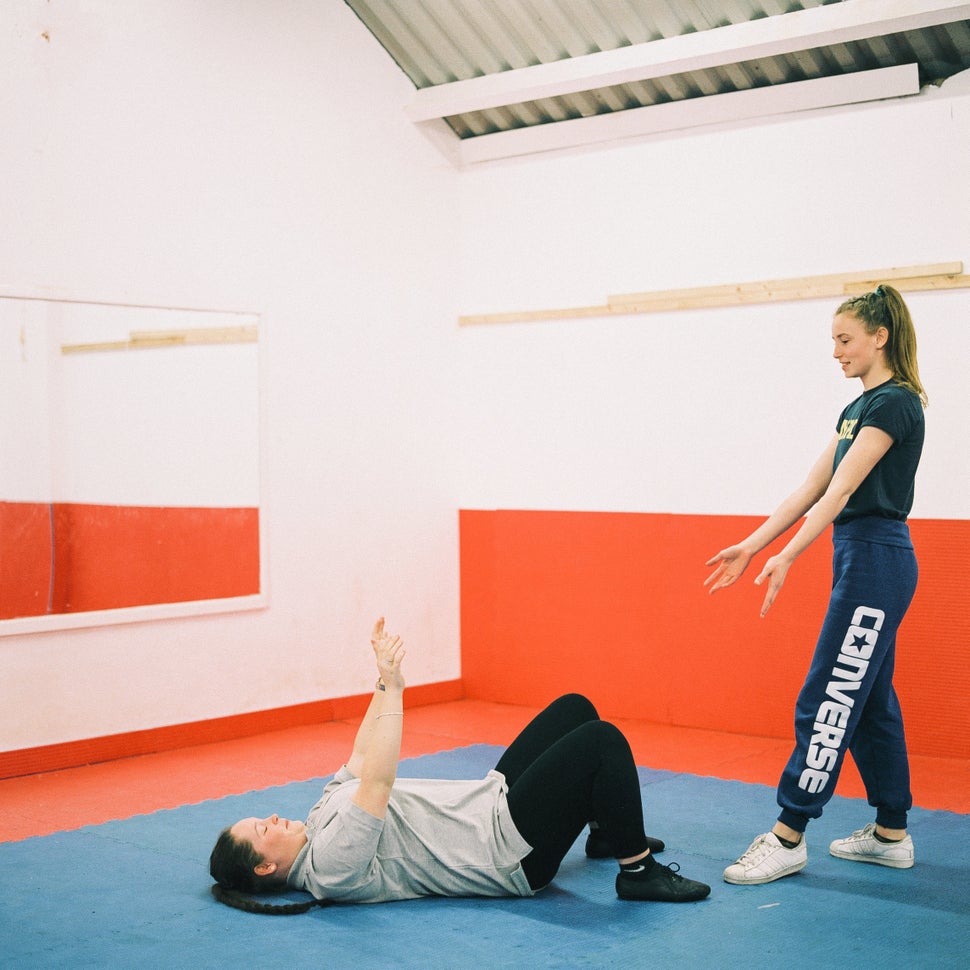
[859,389,919,444]
[301,801,384,897]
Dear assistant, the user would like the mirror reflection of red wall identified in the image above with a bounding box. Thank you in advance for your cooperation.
[0,501,259,617]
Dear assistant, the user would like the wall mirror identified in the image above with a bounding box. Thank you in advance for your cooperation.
[0,296,265,635]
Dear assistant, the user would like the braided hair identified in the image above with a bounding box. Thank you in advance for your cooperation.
[209,826,324,916]
[209,882,322,915]
[836,284,927,407]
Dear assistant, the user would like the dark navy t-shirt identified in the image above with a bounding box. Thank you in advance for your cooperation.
[833,380,924,523]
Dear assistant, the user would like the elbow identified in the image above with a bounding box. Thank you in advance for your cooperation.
[833,483,855,511]
[823,489,853,521]
[359,771,395,798]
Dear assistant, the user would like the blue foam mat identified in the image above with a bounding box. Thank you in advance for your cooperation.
[2,745,967,969]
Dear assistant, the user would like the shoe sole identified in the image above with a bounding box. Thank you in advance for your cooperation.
[616,884,711,902]
[616,889,711,902]
[723,859,807,885]
[829,848,914,869]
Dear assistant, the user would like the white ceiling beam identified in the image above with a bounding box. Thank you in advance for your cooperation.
[456,63,920,165]
[407,0,970,122]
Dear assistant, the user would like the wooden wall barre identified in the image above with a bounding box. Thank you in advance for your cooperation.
[458,261,967,326]
[61,324,257,354]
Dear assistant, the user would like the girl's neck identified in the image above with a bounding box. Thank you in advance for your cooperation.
[861,365,893,391]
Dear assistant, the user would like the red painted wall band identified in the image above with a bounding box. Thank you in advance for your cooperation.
[459,509,970,761]
[4,508,964,777]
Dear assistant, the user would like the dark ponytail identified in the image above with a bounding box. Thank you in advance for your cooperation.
[210,882,322,916]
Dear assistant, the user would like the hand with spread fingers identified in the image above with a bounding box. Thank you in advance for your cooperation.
[703,544,754,593]
[370,616,406,691]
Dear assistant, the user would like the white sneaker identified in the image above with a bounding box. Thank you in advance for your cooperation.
[829,823,914,869]
[723,832,807,885]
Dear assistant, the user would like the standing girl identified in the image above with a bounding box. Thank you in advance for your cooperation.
[704,284,926,885]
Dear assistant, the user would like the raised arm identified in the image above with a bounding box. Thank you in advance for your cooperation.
[348,618,406,820]
[346,618,395,777]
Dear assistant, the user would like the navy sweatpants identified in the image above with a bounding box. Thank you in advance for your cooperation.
[777,517,918,833]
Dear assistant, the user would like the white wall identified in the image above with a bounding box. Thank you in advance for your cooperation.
[456,81,970,520]
[0,0,462,749]
[0,300,260,506]
[2,0,967,752]
[0,301,53,500]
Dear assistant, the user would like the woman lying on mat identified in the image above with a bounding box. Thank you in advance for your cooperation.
[209,618,710,914]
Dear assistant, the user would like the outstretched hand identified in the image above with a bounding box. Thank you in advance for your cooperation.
[753,555,791,618]
[370,617,406,691]
[703,545,753,593]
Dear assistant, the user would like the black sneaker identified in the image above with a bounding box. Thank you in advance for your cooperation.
[585,831,666,858]
[616,861,711,902]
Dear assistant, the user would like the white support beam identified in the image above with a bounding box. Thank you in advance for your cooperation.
[407,0,970,122]
[457,63,920,166]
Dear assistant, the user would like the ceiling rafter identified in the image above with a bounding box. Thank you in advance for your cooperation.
[457,62,919,164]
[346,0,970,164]
[405,0,970,122]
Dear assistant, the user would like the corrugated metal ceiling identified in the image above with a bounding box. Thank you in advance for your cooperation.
[344,0,970,156]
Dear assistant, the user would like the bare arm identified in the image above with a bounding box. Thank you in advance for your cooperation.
[346,620,395,778]
[345,689,388,780]
[753,425,893,615]
[349,618,406,820]
[704,435,839,593]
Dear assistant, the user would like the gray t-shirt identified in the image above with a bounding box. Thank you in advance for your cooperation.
[286,766,534,903]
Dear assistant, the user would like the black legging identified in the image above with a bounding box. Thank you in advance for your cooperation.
[495,694,649,891]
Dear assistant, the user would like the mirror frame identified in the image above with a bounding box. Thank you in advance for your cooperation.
[0,293,268,636]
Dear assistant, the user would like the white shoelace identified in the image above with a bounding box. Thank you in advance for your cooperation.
[737,834,775,863]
